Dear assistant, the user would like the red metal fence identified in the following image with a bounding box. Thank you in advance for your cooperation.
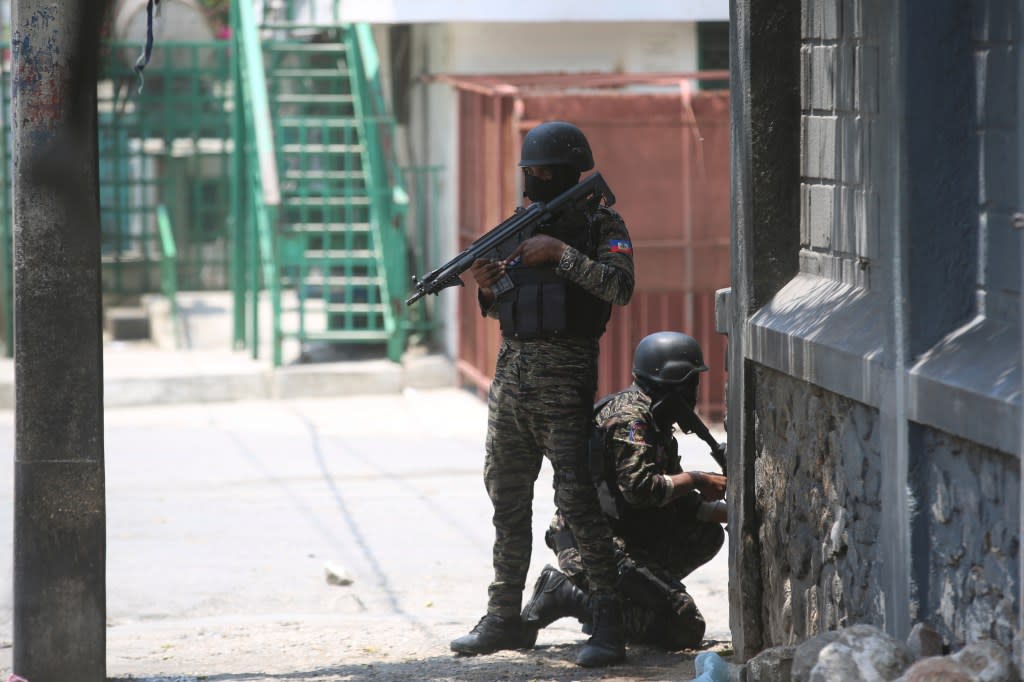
[443,73,730,420]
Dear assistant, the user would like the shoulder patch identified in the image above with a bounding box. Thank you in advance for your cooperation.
[609,239,633,255]
[626,420,647,445]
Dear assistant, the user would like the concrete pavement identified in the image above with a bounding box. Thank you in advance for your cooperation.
[0,387,732,680]
[0,305,733,679]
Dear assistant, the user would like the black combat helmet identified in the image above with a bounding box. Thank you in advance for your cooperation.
[518,121,595,172]
[632,331,708,393]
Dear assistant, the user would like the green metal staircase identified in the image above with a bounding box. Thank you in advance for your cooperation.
[235,3,409,364]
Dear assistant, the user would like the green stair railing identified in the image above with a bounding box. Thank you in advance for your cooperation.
[233,0,283,365]
[346,23,410,361]
[260,1,412,363]
[230,2,413,365]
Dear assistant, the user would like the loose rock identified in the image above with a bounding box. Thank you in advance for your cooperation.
[809,624,913,682]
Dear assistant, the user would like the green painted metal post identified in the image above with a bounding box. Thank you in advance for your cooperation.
[156,204,181,348]
[348,24,408,362]
[230,0,246,349]
[238,0,281,364]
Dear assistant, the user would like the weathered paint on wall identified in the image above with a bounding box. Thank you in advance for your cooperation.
[10,5,63,147]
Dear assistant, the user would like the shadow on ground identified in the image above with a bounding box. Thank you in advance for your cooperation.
[108,640,734,682]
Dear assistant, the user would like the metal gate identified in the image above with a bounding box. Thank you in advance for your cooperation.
[444,73,730,420]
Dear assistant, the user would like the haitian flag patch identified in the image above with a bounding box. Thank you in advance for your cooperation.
[609,239,633,255]
[626,421,647,445]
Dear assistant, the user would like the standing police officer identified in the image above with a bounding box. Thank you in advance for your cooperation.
[522,331,728,650]
[450,121,635,668]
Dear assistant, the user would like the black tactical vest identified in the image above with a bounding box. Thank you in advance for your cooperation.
[497,208,612,340]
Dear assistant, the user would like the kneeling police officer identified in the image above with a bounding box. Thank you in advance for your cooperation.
[523,331,728,650]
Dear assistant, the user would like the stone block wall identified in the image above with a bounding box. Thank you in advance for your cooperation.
[754,366,884,644]
[913,429,1020,650]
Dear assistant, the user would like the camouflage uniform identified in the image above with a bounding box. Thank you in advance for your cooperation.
[546,387,725,649]
[482,205,634,618]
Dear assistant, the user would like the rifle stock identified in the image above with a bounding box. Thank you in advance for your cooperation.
[405,172,615,306]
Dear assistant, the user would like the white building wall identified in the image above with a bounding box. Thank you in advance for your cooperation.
[409,24,462,356]
[339,0,727,23]
[445,22,698,73]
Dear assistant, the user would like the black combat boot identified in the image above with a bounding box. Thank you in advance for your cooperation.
[450,614,537,655]
[521,565,593,630]
[575,594,626,667]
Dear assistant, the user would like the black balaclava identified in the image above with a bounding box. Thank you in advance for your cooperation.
[523,165,581,203]
[641,377,700,435]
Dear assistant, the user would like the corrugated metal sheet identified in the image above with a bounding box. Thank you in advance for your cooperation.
[446,73,730,420]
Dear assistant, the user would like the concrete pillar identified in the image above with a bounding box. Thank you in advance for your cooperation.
[882,0,977,641]
[11,1,107,680]
[1018,2,1024,670]
[725,0,801,660]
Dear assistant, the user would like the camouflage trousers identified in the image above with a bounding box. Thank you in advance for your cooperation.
[484,338,619,618]
[547,495,725,649]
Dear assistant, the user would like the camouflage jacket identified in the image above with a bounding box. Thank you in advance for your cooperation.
[596,387,683,509]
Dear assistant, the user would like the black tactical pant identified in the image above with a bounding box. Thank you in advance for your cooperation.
[547,495,725,649]
[484,337,619,618]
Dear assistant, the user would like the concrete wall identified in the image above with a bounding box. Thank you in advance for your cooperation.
[722,0,1022,658]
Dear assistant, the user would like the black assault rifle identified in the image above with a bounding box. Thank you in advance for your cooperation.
[405,172,616,306]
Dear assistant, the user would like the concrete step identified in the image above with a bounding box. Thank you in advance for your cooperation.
[37,290,455,409]
[105,306,150,341]
[0,345,455,410]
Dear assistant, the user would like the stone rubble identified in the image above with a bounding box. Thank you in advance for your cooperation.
[735,623,1020,682]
